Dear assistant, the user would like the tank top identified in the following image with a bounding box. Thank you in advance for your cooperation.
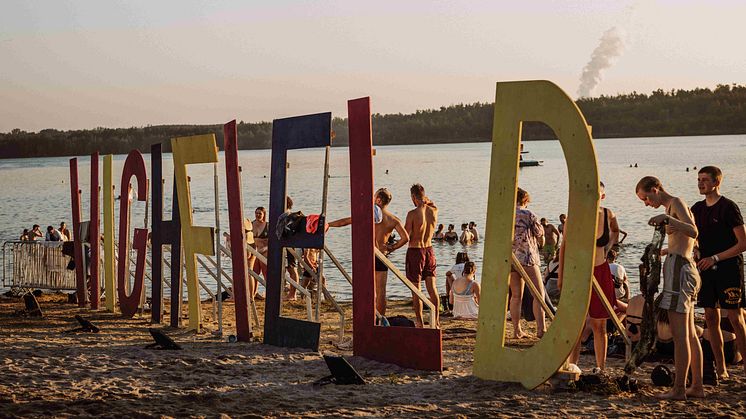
[596,208,610,248]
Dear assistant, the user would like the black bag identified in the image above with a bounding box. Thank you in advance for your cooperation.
[387,315,415,327]
[275,211,306,239]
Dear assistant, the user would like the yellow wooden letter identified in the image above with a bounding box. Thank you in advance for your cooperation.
[171,134,218,331]
[473,80,600,389]
[103,155,116,312]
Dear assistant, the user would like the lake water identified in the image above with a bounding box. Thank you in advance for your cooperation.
[2,134,745,302]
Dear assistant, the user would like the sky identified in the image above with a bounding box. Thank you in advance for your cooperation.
[1,0,744,133]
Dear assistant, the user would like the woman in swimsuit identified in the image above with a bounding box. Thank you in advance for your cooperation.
[251,206,269,299]
[565,182,620,372]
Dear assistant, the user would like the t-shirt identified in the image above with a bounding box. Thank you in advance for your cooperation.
[447,263,465,280]
[691,196,744,257]
[609,262,628,299]
[513,207,544,266]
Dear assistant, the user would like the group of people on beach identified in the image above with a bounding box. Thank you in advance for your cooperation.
[19,222,71,242]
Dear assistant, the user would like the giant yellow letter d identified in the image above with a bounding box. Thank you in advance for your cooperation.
[473,80,600,389]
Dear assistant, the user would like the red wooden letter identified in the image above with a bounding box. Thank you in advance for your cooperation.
[224,120,251,341]
[349,97,442,371]
[116,150,149,318]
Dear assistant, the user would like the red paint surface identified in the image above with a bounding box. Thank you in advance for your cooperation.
[348,97,442,371]
[223,120,251,341]
[69,159,87,307]
[89,153,100,309]
[116,151,149,318]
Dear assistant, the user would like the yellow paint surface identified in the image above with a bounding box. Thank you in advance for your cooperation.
[171,134,218,331]
[473,80,600,389]
[103,155,116,312]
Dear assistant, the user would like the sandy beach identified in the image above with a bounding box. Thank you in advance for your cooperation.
[1,293,746,418]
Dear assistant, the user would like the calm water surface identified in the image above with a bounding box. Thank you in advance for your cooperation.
[2,134,745,301]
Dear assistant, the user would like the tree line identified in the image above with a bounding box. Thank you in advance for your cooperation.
[2,84,745,159]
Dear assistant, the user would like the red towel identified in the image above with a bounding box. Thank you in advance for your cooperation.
[305,214,329,234]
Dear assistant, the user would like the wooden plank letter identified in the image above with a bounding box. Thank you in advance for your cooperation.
[150,143,182,325]
[171,134,218,332]
[473,80,599,389]
[103,155,116,311]
[89,153,100,309]
[116,150,149,318]
[68,158,87,307]
[263,112,330,351]
[223,120,251,341]
[348,97,442,371]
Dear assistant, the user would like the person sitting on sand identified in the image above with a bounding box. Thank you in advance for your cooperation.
[19,228,30,241]
[459,223,474,244]
[450,261,480,320]
[443,224,458,242]
[635,175,704,400]
[607,249,630,303]
[45,226,62,241]
[445,252,470,300]
[30,224,43,241]
[59,222,71,241]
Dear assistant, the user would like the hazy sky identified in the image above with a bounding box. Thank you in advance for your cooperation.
[1,1,744,132]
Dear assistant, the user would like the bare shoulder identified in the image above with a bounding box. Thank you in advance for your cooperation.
[672,197,692,217]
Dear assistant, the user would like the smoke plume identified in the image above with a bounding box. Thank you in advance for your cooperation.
[577,27,625,98]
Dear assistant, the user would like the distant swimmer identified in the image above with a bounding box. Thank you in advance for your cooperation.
[385,169,389,174]
[635,163,638,168]
[686,167,690,172]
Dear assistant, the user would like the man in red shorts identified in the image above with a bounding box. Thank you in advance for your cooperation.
[405,184,439,328]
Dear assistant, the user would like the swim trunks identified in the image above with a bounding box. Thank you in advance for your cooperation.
[375,255,388,272]
[589,261,617,319]
[660,254,700,314]
[405,247,436,283]
[540,243,557,264]
[698,255,746,309]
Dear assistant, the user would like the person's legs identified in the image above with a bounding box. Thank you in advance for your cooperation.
[526,265,546,337]
[375,271,388,315]
[509,272,525,338]
[687,309,705,398]
[725,308,746,375]
[704,307,727,378]
[424,275,440,327]
[658,310,690,400]
[285,266,300,300]
[589,318,607,370]
[411,281,424,328]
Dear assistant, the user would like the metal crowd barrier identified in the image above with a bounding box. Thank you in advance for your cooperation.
[2,240,77,292]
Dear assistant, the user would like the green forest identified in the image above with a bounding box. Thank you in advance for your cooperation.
[2,84,745,159]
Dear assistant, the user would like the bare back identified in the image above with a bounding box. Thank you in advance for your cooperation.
[406,203,438,248]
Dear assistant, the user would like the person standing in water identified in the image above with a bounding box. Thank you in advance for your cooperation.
[405,184,439,328]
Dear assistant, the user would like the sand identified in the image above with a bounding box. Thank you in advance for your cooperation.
[2,293,746,418]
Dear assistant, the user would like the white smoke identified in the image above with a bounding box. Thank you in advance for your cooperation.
[577,27,625,98]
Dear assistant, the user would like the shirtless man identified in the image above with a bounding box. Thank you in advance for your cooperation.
[371,188,409,315]
[540,218,560,266]
[405,184,439,327]
[636,176,704,400]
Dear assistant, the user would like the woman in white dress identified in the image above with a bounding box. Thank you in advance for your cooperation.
[450,262,480,320]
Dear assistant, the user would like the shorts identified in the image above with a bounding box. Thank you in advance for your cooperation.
[589,261,617,319]
[540,243,557,262]
[697,254,745,309]
[660,254,701,314]
[405,247,436,283]
[375,256,388,272]
[285,249,297,268]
